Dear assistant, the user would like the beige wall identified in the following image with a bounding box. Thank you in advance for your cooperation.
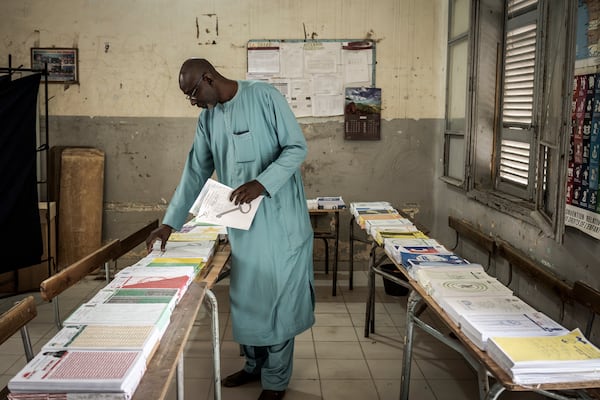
[0,0,446,119]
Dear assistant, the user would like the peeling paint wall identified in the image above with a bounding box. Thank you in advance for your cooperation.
[0,1,446,252]
[0,0,446,119]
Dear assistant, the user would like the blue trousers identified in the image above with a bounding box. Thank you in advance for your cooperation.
[241,339,294,391]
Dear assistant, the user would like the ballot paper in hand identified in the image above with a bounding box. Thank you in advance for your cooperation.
[190,178,263,230]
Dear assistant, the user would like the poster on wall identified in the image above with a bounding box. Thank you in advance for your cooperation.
[566,72,600,240]
[566,1,600,240]
[246,39,375,118]
[31,48,78,83]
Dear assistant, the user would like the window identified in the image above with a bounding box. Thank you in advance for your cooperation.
[448,0,576,240]
[443,0,471,185]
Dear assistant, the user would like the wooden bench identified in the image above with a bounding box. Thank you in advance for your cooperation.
[39,219,160,328]
[448,216,495,269]
[40,239,121,328]
[0,295,37,400]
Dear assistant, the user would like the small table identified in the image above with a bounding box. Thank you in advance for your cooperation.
[309,209,342,296]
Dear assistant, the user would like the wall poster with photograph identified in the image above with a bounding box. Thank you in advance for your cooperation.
[344,87,381,140]
[31,48,78,83]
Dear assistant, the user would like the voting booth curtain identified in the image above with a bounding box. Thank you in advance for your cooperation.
[0,73,43,272]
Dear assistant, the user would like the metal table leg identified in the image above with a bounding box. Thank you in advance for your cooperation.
[176,354,184,399]
[400,291,420,400]
[204,289,221,400]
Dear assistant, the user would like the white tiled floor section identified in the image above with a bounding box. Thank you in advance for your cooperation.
[0,262,551,400]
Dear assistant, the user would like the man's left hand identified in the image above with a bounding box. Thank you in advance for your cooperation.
[230,180,265,205]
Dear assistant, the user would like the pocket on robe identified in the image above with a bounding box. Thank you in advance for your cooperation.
[232,130,255,162]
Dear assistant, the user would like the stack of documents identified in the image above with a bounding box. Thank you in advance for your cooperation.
[384,238,455,267]
[316,196,346,209]
[42,324,162,364]
[349,201,400,230]
[148,240,216,264]
[405,257,472,278]
[169,223,225,242]
[487,328,600,384]
[349,201,393,215]
[460,311,568,351]
[413,265,489,295]
[8,349,147,397]
[439,294,536,328]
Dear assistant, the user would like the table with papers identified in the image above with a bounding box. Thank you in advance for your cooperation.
[363,233,600,400]
[8,237,230,400]
[350,201,600,400]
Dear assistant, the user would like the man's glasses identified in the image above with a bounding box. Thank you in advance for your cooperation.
[185,75,204,101]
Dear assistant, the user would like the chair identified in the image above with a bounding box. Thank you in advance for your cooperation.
[0,295,37,399]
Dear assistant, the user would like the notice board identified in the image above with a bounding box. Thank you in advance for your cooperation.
[246,39,376,120]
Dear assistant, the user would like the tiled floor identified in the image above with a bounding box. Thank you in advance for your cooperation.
[0,262,549,400]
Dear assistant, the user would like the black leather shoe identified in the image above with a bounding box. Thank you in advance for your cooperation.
[258,390,286,400]
[222,369,260,387]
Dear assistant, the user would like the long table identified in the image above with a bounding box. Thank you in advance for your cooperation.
[363,241,600,400]
[132,246,230,400]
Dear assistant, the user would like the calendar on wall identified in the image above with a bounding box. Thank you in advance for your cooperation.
[344,87,381,140]
[246,39,377,123]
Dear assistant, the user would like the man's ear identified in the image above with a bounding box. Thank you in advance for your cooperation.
[203,72,214,85]
[202,72,215,86]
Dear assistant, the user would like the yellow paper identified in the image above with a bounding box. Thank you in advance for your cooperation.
[491,328,600,362]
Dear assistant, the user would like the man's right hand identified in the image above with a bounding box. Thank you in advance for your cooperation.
[145,224,174,253]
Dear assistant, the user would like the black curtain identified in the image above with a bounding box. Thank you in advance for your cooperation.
[0,72,43,272]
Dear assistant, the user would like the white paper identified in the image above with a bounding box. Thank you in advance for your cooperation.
[189,178,263,230]
[247,48,280,74]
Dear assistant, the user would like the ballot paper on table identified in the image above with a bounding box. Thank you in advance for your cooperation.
[190,178,264,230]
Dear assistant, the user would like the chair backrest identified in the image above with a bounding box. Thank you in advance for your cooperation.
[40,239,120,302]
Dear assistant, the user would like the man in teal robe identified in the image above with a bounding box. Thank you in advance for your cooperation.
[146,58,315,400]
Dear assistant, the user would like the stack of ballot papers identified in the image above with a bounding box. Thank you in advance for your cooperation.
[42,324,162,364]
[405,257,472,278]
[349,201,400,229]
[8,349,147,397]
[62,302,173,335]
[460,310,569,351]
[369,222,426,245]
[365,217,415,236]
[418,268,513,300]
[316,196,346,209]
[148,240,216,263]
[487,328,600,384]
[384,238,455,267]
[105,265,198,303]
[439,294,536,328]
[169,223,225,242]
[356,208,402,230]
[349,201,393,215]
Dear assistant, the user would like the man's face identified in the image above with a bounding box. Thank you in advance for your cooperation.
[180,73,217,109]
